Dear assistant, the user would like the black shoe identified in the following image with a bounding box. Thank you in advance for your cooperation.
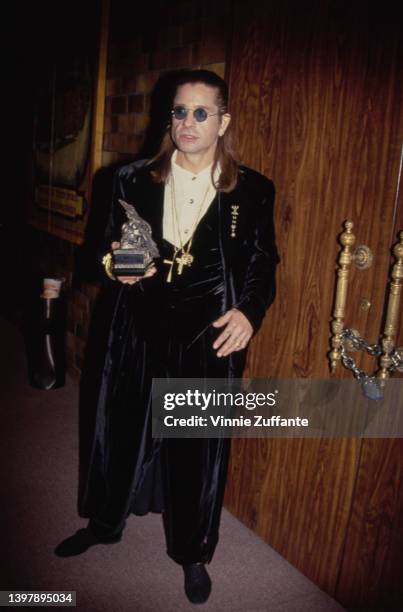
[54,528,122,557]
[183,563,212,604]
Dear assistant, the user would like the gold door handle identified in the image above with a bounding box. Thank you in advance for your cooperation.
[329,220,356,372]
[329,224,403,392]
[378,232,403,384]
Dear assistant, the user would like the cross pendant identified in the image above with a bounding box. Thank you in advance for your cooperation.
[163,248,180,283]
[175,252,194,275]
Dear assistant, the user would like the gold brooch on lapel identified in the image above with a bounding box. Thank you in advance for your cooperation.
[230,205,239,238]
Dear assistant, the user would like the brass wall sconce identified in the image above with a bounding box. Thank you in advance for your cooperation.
[329,221,403,399]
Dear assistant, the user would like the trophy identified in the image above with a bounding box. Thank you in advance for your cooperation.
[102,199,160,279]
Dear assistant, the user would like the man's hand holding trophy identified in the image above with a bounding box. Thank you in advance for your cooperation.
[102,200,159,285]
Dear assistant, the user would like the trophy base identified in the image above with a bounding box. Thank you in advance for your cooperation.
[112,249,153,277]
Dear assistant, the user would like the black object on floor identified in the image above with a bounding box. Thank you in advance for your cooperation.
[24,295,67,390]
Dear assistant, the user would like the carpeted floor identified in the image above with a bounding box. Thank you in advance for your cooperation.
[0,317,345,611]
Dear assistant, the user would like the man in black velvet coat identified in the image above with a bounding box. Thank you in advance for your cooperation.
[56,70,280,605]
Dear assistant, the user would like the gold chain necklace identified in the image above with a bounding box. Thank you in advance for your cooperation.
[163,172,212,282]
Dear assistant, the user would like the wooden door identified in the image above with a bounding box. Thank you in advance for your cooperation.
[224,1,403,609]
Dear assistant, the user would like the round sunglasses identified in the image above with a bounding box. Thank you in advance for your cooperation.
[171,105,220,123]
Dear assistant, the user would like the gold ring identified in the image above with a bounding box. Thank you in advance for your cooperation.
[102,252,116,281]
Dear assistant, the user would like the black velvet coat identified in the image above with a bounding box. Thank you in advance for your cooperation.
[78,160,280,565]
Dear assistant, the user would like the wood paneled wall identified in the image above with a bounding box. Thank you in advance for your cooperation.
[224,1,403,609]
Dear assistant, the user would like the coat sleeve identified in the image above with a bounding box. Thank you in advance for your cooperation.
[95,167,128,284]
[233,179,280,334]
[103,166,130,252]
[100,161,146,281]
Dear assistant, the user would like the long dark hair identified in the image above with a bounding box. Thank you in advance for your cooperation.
[147,70,239,193]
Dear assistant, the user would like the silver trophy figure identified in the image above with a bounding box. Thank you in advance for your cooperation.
[103,200,160,279]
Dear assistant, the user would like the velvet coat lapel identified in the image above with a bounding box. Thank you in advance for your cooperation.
[112,163,165,248]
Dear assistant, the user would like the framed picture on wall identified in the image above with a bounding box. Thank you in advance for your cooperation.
[27,0,109,245]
